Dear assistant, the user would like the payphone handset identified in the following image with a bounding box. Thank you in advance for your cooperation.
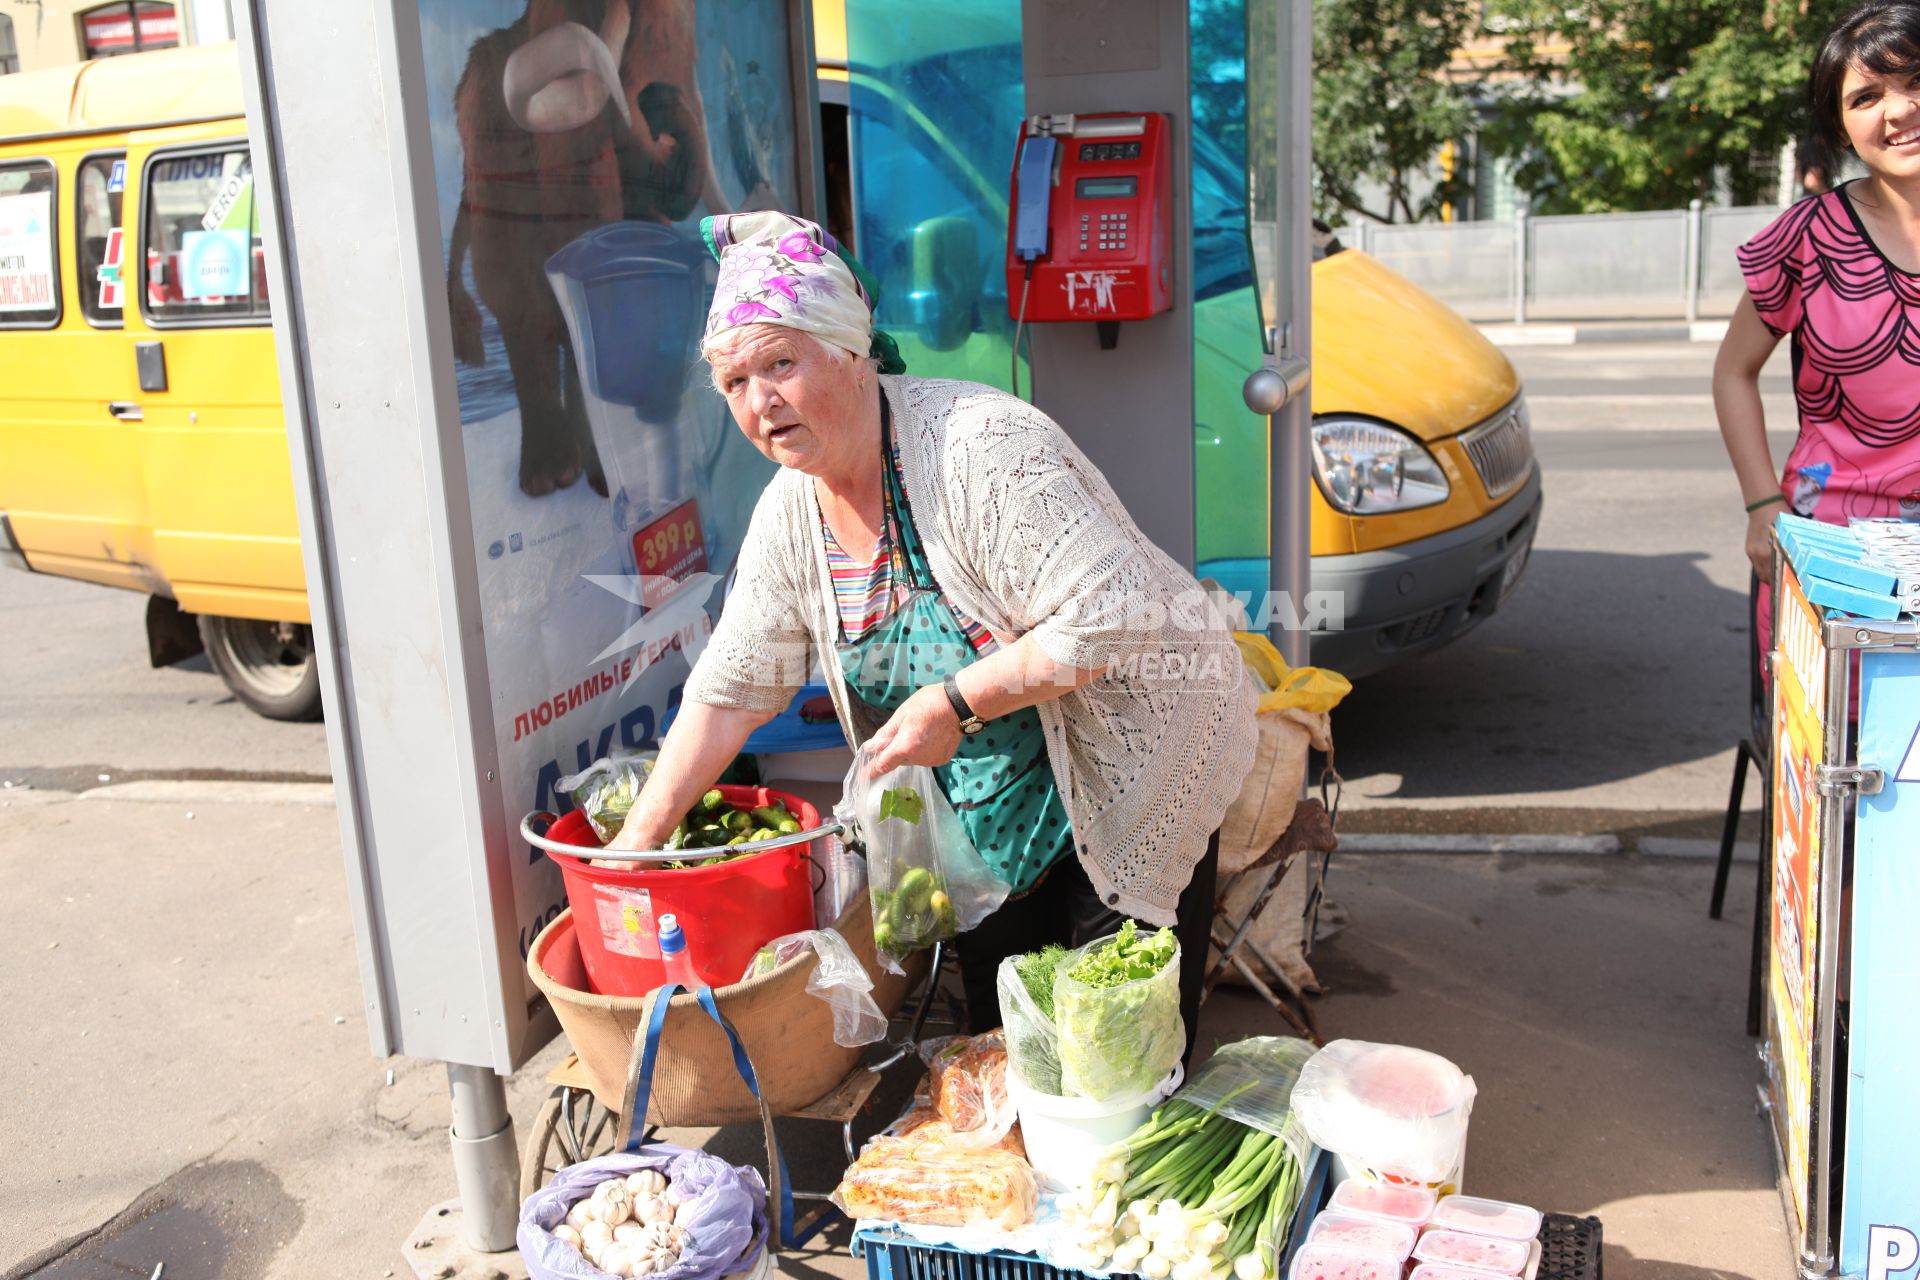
[1005,112,1174,325]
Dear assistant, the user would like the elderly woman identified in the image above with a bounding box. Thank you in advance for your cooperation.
[613,212,1256,1041]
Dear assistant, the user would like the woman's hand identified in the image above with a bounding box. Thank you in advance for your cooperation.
[1746,505,1780,582]
[864,684,964,778]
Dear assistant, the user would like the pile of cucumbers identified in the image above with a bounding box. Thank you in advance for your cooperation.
[871,866,959,961]
[660,790,802,867]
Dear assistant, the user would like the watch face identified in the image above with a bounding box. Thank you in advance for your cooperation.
[962,720,986,735]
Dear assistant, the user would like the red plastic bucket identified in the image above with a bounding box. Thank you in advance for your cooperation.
[542,784,819,996]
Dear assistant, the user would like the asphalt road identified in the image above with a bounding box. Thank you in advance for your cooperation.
[1330,338,1797,825]
[0,337,1796,824]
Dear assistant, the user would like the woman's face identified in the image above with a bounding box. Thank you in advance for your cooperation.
[1839,59,1920,182]
[709,327,871,477]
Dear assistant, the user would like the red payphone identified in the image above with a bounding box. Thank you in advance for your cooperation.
[1004,112,1174,327]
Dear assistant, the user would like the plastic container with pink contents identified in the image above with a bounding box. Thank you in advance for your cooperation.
[1429,1194,1543,1242]
[1412,1228,1534,1275]
[1287,1243,1405,1280]
[1305,1212,1419,1259]
[1411,1266,1523,1280]
[1326,1179,1439,1227]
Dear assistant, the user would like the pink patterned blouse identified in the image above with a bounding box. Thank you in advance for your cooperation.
[1737,183,1920,523]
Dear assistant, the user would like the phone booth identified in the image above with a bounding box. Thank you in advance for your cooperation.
[837,0,1315,659]
[233,0,1314,1251]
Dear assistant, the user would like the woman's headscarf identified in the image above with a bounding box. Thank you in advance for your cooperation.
[699,211,906,374]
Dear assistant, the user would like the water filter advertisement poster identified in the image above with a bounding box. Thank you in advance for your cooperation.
[415,0,800,985]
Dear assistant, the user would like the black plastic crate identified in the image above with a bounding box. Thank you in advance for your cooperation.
[1537,1212,1603,1280]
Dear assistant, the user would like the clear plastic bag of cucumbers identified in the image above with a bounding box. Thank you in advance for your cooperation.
[558,749,657,842]
[841,746,1010,974]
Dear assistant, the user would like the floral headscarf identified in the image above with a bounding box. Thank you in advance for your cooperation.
[700,211,906,374]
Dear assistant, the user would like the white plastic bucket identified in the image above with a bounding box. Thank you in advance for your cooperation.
[1008,1064,1183,1188]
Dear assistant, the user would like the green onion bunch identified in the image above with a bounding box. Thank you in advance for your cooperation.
[1058,1092,1304,1280]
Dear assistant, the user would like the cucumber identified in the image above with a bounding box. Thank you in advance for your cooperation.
[895,867,936,913]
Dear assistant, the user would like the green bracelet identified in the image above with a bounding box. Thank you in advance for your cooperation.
[1745,493,1788,514]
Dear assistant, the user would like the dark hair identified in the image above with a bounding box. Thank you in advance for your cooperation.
[1808,0,1920,177]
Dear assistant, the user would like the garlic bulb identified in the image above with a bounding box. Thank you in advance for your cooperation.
[661,1185,683,1207]
[553,1223,584,1250]
[613,1222,647,1246]
[626,1169,669,1197]
[599,1243,637,1277]
[639,1222,678,1252]
[596,1179,634,1227]
[629,1254,658,1278]
[567,1200,598,1231]
[631,1195,670,1227]
[581,1219,614,1256]
[673,1199,700,1229]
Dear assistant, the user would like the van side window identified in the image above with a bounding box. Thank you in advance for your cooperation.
[78,154,127,327]
[0,160,60,329]
[142,148,269,325]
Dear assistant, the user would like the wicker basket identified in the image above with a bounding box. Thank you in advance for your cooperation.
[528,895,921,1125]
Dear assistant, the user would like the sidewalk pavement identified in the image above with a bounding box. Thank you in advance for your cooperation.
[1478,318,1731,346]
[0,786,1793,1280]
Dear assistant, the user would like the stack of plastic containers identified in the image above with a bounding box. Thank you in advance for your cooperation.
[1288,1187,1544,1280]
[1411,1195,1543,1279]
[1287,1183,1432,1278]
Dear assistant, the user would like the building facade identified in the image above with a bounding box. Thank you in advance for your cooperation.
[0,0,232,75]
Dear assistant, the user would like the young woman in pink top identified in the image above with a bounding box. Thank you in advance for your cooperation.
[1716,0,1920,584]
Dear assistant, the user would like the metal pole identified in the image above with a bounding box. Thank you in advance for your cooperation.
[1512,198,1529,326]
[447,1063,519,1252]
[1271,0,1313,668]
[1685,198,1703,325]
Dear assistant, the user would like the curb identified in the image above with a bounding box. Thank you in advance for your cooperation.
[1478,320,1729,347]
[1336,833,1762,859]
[78,780,337,807]
[1640,836,1760,863]
[1337,833,1621,856]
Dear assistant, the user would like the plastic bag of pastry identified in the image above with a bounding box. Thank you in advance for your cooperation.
[919,1031,1017,1147]
[892,1078,1027,1159]
[832,1131,1036,1231]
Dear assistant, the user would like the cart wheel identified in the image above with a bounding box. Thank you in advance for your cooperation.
[519,1084,621,1200]
[196,614,323,721]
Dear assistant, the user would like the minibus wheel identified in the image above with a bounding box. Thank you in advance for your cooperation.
[197,615,323,722]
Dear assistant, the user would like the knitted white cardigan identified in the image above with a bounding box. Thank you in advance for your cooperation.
[685,375,1258,923]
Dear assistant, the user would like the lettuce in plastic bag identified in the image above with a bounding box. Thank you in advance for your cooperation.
[1053,922,1183,1099]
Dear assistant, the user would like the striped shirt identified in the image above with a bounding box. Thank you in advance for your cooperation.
[823,449,996,653]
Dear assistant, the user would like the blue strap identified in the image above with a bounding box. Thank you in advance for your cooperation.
[623,984,798,1247]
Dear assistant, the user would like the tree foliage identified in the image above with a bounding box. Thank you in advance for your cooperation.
[1484,0,1852,212]
[1312,0,1479,223]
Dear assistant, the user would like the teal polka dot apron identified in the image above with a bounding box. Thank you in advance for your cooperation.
[834,396,1075,894]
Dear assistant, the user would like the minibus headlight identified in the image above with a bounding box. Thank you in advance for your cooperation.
[1310,418,1451,515]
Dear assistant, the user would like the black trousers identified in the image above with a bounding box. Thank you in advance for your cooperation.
[955,832,1220,1065]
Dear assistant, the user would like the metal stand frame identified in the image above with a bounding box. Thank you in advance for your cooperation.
[1753,538,1908,1280]
[1203,781,1339,1042]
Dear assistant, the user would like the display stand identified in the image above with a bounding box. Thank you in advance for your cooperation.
[1760,540,1920,1279]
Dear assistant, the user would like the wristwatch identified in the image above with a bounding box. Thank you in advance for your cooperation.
[942,675,987,735]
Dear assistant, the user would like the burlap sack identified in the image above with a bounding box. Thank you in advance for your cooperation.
[1218,706,1332,875]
